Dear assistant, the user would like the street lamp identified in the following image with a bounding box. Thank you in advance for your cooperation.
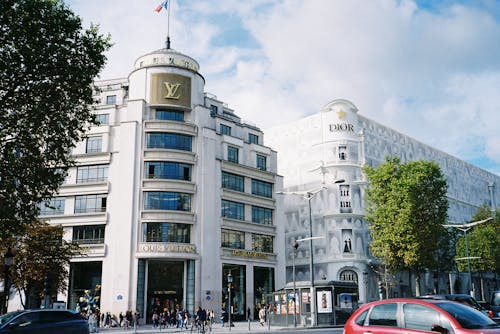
[2,248,14,315]
[277,178,345,327]
[444,217,494,296]
[227,272,233,331]
[292,241,298,327]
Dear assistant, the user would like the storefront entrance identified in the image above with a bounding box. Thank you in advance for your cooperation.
[146,261,184,323]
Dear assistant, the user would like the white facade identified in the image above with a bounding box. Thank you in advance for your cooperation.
[25,47,285,321]
[265,99,499,303]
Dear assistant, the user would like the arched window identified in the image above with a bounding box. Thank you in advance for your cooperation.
[340,270,358,283]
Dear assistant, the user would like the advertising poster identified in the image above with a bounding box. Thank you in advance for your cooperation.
[287,292,299,314]
[317,290,332,313]
[339,293,353,309]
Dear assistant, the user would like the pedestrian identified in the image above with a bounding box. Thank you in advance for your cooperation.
[258,306,266,326]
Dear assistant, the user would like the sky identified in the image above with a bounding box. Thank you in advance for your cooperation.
[66,0,500,176]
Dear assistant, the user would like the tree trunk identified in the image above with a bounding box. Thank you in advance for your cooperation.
[415,273,421,296]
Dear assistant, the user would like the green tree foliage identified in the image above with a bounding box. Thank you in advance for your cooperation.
[0,0,111,241]
[455,205,500,273]
[1,221,83,309]
[363,157,449,294]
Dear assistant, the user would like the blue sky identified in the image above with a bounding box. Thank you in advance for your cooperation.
[67,0,500,176]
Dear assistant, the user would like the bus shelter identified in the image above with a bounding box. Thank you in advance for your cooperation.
[264,280,358,327]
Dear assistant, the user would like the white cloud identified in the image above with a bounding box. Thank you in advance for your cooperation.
[66,0,500,175]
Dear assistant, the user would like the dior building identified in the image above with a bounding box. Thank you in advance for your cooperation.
[17,46,286,321]
[265,99,500,305]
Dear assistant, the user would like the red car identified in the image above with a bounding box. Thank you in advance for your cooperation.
[343,298,500,334]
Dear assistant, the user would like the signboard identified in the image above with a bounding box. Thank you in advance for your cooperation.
[317,291,332,313]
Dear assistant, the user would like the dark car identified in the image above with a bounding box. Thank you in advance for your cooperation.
[344,298,500,334]
[418,294,493,318]
[0,309,89,334]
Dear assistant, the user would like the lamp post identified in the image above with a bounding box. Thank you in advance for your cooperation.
[444,217,494,296]
[277,179,344,327]
[292,241,298,327]
[227,272,233,331]
[2,248,14,315]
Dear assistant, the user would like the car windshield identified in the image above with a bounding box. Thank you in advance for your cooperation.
[0,311,24,325]
[436,302,498,329]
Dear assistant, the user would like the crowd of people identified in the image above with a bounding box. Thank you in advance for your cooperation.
[79,310,140,333]
[151,307,216,331]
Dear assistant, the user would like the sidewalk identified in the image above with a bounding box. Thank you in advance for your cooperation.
[97,321,284,334]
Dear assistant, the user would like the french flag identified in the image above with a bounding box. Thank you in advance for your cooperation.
[154,1,168,12]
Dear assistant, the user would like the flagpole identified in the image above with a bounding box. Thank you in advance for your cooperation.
[166,0,171,49]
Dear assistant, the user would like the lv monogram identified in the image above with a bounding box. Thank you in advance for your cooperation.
[163,82,181,99]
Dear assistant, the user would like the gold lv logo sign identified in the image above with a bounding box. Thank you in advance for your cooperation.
[163,82,181,99]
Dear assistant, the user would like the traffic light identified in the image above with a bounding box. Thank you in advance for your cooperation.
[378,281,385,299]
[43,275,51,296]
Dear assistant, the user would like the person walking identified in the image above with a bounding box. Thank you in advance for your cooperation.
[258,306,266,326]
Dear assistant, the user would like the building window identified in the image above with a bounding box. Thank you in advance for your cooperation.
[251,206,273,225]
[155,109,184,122]
[210,105,218,115]
[106,95,116,105]
[77,165,109,183]
[220,124,231,136]
[144,191,191,211]
[339,270,358,283]
[146,132,192,151]
[221,229,244,249]
[222,172,244,192]
[72,225,105,244]
[341,201,351,208]
[256,154,267,171]
[94,114,109,125]
[249,133,259,145]
[339,145,347,160]
[145,161,192,181]
[340,185,349,196]
[252,234,273,253]
[221,199,244,221]
[251,179,273,198]
[227,146,239,164]
[39,197,65,216]
[143,222,190,243]
[74,194,107,214]
[86,136,102,153]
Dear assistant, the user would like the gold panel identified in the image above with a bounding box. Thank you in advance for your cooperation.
[151,73,191,107]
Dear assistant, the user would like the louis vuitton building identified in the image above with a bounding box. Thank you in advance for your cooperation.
[26,46,285,321]
[265,99,499,305]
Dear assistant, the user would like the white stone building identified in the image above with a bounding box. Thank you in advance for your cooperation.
[21,47,285,321]
[265,98,499,304]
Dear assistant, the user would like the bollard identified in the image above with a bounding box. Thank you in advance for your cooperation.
[248,318,250,331]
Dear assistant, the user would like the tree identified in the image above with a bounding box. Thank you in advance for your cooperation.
[363,157,449,296]
[0,0,111,241]
[455,205,500,299]
[1,221,83,309]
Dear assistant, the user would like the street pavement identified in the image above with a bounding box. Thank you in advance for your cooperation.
[98,320,289,334]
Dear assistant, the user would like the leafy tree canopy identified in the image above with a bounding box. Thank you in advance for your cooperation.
[455,205,500,273]
[363,157,449,273]
[0,0,111,241]
[1,221,83,309]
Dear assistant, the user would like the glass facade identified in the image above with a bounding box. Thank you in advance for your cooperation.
[251,179,273,198]
[223,264,246,320]
[74,194,107,213]
[227,146,239,163]
[252,234,273,253]
[144,161,191,181]
[155,108,184,121]
[222,172,244,192]
[77,165,109,183]
[251,206,273,225]
[221,200,244,220]
[143,222,190,243]
[253,267,275,318]
[68,262,102,312]
[73,225,105,244]
[144,191,191,211]
[86,136,102,153]
[221,229,244,249]
[39,197,65,216]
[146,132,192,151]
[147,261,184,323]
